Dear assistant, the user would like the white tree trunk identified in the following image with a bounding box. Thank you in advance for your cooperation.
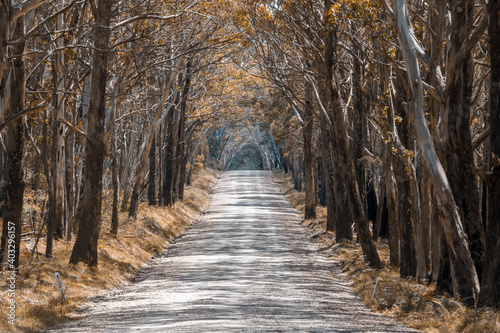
[393,0,479,304]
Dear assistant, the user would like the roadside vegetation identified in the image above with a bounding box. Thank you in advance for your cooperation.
[0,168,219,333]
[274,171,500,333]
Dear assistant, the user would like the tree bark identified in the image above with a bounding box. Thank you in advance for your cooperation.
[148,134,157,206]
[420,167,432,276]
[323,5,382,267]
[69,0,113,266]
[163,105,177,207]
[0,18,26,271]
[110,94,120,235]
[394,0,479,304]
[174,63,191,200]
[52,7,66,240]
[373,180,385,241]
[430,187,441,282]
[179,127,195,201]
[317,158,326,207]
[436,226,453,295]
[0,2,8,89]
[385,144,400,266]
[158,123,164,206]
[66,120,75,241]
[443,0,485,284]
[303,80,316,219]
[353,54,366,218]
[41,108,55,257]
[478,0,500,307]
[292,155,302,191]
[394,59,417,278]
[51,54,65,240]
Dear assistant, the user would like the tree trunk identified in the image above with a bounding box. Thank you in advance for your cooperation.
[52,8,66,239]
[427,0,446,286]
[303,80,316,219]
[0,4,7,88]
[110,97,120,235]
[179,128,194,201]
[373,181,385,241]
[478,0,500,307]
[52,55,65,240]
[366,182,378,231]
[69,0,113,266]
[186,154,194,186]
[394,0,479,304]
[430,188,441,282]
[443,0,485,284]
[420,167,432,276]
[322,8,382,267]
[158,123,164,206]
[292,156,302,191]
[353,54,366,217]
[394,60,417,278]
[40,108,55,257]
[385,144,400,266]
[148,134,157,206]
[66,122,75,241]
[163,108,176,206]
[317,158,326,207]
[0,18,26,272]
[436,225,453,295]
[173,64,191,200]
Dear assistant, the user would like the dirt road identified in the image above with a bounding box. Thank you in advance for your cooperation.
[48,171,417,332]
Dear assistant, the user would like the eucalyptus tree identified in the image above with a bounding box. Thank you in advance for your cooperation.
[240,0,319,219]
[238,0,383,267]
[392,0,480,305]
[478,0,500,308]
[69,0,113,266]
[0,0,47,271]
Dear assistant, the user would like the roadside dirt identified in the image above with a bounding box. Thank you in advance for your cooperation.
[45,170,418,332]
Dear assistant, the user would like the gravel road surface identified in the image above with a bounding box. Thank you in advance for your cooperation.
[47,170,418,332]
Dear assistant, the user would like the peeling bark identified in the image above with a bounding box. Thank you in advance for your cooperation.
[393,0,479,304]
[324,0,382,267]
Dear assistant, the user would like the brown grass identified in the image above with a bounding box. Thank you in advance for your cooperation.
[0,168,220,333]
[273,170,500,333]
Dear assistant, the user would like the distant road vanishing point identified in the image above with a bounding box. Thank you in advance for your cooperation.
[47,170,418,333]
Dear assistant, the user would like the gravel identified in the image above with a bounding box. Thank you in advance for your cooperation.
[46,170,419,333]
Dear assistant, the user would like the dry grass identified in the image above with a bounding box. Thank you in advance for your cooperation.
[0,168,220,333]
[273,170,500,333]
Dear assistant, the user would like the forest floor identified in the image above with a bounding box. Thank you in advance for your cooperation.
[273,170,500,333]
[0,168,220,333]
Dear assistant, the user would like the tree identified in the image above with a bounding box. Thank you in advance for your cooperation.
[322,1,382,268]
[69,0,113,266]
[478,0,500,308]
[1,18,27,272]
[442,0,486,285]
[303,79,316,219]
[393,0,480,305]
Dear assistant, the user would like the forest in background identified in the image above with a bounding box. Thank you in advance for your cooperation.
[0,0,499,318]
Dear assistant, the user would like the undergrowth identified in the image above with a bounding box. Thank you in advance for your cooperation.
[273,170,500,333]
[0,168,220,333]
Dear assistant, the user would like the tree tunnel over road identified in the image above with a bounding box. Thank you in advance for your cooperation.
[207,123,281,171]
